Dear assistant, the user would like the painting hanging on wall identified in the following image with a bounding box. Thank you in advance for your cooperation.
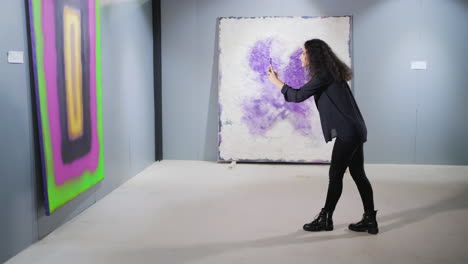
[217,16,352,163]
[27,0,104,215]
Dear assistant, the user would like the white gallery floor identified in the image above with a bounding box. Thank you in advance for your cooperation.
[7,160,468,264]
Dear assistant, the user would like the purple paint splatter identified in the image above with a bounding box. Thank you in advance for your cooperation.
[248,38,272,80]
[241,39,314,137]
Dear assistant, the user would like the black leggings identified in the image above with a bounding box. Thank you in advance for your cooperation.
[324,137,375,213]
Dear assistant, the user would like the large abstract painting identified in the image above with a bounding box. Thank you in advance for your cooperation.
[28,0,104,214]
[218,16,352,163]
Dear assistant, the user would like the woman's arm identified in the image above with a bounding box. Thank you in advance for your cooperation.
[281,74,332,103]
[271,78,285,89]
[267,64,332,103]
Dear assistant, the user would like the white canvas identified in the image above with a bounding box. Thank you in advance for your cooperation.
[217,16,352,163]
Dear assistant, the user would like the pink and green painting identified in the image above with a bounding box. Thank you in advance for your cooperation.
[27,0,104,214]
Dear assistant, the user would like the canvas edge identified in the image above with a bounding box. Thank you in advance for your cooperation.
[216,16,223,162]
[26,0,54,215]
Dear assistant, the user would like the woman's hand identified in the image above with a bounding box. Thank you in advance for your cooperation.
[267,64,278,82]
[267,64,285,89]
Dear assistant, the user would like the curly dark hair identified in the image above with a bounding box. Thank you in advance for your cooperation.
[304,39,352,82]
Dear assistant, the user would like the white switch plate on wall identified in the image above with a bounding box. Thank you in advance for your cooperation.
[411,61,427,70]
[7,51,24,64]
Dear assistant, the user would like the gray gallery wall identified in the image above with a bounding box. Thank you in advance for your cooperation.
[0,1,37,262]
[0,0,155,262]
[161,0,468,165]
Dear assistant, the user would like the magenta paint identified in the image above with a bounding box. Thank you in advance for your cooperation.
[42,0,99,185]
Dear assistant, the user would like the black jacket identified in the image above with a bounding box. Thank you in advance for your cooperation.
[281,71,367,143]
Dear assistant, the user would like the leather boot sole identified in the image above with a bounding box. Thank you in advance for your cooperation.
[303,225,334,232]
[348,225,379,234]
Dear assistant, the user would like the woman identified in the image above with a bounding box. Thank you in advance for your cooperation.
[267,39,379,235]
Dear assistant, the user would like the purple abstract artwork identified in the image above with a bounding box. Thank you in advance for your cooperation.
[217,16,352,163]
[241,39,313,137]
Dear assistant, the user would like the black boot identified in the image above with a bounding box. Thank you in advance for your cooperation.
[348,209,379,234]
[303,208,334,232]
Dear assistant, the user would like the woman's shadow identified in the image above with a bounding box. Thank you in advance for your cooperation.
[114,184,468,263]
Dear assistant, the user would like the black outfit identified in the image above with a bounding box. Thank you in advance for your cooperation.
[281,72,374,213]
[281,71,367,144]
[324,137,374,212]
